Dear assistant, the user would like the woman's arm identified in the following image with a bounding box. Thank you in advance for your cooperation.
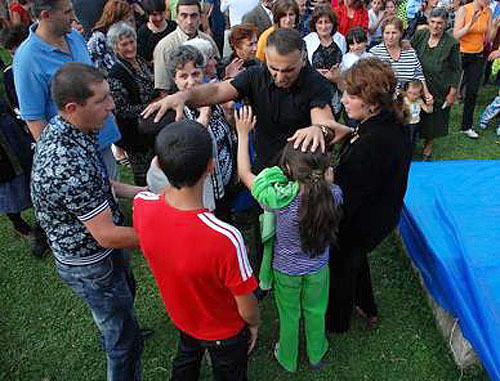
[487,9,500,43]
[235,106,257,190]
[453,5,477,40]
[445,41,462,105]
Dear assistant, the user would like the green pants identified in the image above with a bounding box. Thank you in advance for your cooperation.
[273,266,329,372]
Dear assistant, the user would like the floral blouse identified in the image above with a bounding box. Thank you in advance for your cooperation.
[87,30,117,74]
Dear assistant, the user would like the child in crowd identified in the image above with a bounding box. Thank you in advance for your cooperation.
[404,80,434,156]
[134,120,260,380]
[368,0,385,46]
[478,48,500,137]
[235,106,343,372]
[340,28,372,72]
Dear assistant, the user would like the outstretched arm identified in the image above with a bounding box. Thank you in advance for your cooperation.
[142,80,239,122]
[235,106,257,190]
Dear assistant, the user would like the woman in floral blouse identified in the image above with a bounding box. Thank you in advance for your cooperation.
[107,22,155,186]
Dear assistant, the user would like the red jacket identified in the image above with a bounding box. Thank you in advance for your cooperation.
[333,4,368,36]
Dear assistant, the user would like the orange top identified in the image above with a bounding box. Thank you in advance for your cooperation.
[256,26,275,62]
[459,3,490,53]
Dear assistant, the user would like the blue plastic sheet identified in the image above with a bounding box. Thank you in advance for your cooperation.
[400,160,500,381]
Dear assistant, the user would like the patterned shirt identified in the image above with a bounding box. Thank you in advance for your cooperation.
[87,30,117,75]
[273,185,343,276]
[31,116,121,265]
[184,105,235,199]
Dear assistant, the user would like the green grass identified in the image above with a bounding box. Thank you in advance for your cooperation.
[1,85,499,380]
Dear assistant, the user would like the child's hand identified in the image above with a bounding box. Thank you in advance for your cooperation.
[235,105,257,136]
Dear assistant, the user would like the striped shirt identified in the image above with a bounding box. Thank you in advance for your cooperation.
[370,43,425,89]
[273,185,343,276]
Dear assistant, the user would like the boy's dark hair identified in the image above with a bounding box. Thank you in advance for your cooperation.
[267,28,305,56]
[346,27,367,46]
[280,143,341,256]
[32,0,61,19]
[0,25,28,51]
[51,63,106,110]
[142,0,166,15]
[155,120,213,189]
[176,0,201,14]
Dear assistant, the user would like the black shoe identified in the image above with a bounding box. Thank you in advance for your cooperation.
[32,224,50,259]
[140,328,154,340]
[32,239,50,259]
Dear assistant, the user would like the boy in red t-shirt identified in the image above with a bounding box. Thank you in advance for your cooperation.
[133,120,260,380]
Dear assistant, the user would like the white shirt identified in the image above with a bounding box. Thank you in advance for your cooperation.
[368,9,383,41]
[340,51,372,72]
[220,0,259,27]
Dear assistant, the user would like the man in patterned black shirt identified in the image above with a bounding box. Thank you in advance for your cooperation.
[31,63,145,380]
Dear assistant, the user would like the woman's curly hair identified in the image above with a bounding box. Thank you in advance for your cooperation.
[342,57,409,124]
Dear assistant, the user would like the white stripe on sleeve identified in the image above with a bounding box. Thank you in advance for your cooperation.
[197,212,252,281]
[77,199,109,222]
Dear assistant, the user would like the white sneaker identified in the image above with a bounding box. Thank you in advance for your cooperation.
[462,129,479,139]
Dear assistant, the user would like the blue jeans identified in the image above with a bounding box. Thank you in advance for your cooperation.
[56,250,143,380]
[478,94,500,135]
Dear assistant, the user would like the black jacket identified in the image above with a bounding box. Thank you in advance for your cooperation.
[335,110,411,253]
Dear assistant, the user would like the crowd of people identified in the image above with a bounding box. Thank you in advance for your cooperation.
[0,0,499,379]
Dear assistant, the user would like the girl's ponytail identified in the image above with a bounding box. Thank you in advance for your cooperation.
[281,144,342,257]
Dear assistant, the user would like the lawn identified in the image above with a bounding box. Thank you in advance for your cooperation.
[0,84,498,380]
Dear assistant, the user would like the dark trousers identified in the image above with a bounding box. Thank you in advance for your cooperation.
[326,247,377,333]
[409,122,420,155]
[461,53,485,130]
[171,328,249,381]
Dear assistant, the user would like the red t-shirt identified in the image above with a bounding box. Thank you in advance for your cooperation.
[133,192,257,341]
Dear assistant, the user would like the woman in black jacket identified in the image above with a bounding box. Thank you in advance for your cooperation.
[107,21,155,186]
[326,58,412,333]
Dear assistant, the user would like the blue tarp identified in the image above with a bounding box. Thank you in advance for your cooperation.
[399,160,500,381]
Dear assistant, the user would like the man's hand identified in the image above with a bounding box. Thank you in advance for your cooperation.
[141,92,187,123]
[248,324,259,354]
[287,125,325,153]
[235,105,257,137]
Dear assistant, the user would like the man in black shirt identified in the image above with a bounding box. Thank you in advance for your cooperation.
[143,28,337,169]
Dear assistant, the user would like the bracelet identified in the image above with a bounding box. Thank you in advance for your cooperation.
[313,124,332,140]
